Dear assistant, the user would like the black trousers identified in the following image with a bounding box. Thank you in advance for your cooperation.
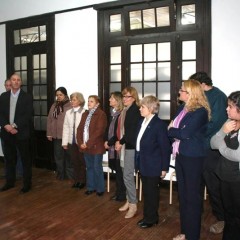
[109,158,126,200]
[202,150,224,221]
[4,138,32,188]
[141,175,160,224]
[221,180,240,240]
[176,154,204,240]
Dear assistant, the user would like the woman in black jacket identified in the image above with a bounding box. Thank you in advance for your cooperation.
[115,87,142,219]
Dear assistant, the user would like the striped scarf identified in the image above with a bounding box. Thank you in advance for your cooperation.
[83,104,99,144]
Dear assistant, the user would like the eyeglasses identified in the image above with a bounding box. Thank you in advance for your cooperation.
[179,89,188,93]
[123,95,133,98]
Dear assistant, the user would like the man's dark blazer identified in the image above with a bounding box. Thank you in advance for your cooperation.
[0,89,33,141]
[168,104,209,158]
[137,114,171,177]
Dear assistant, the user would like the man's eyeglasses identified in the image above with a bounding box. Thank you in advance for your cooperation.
[123,95,133,98]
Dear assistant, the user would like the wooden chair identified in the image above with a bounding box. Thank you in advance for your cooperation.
[102,153,110,193]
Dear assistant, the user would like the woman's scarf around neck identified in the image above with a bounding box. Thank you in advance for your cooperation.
[52,98,70,119]
[83,104,99,144]
[108,108,121,159]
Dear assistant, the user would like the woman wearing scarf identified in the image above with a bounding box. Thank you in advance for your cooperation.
[168,79,211,240]
[77,95,107,196]
[115,86,142,218]
[47,87,72,180]
[104,92,126,202]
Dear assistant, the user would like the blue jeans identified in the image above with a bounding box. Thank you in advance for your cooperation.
[84,153,104,193]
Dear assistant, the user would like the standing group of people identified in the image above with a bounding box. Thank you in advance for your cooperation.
[0,72,239,240]
[169,73,240,240]
[47,89,107,196]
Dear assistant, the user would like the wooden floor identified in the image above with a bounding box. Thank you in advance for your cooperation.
[0,167,222,240]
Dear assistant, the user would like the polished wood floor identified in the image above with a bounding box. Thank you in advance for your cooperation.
[0,167,222,240]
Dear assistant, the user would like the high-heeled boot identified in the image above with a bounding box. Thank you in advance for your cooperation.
[119,200,129,211]
[125,203,137,218]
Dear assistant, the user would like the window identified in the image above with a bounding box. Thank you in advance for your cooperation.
[14,25,46,45]
[95,0,211,119]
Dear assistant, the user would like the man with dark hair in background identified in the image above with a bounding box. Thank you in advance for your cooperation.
[189,71,227,234]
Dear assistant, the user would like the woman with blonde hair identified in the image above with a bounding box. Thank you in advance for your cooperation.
[115,86,142,218]
[168,79,211,240]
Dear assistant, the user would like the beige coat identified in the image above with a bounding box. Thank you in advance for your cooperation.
[47,101,72,139]
[62,107,85,146]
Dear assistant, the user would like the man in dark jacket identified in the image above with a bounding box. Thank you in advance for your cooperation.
[0,73,33,193]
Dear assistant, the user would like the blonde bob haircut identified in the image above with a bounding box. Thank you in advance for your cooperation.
[183,79,211,120]
[141,95,160,114]
[122,86,140,106]
[70,92,85,107]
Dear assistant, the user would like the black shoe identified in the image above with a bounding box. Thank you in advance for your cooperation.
[77,183,85,189]
[110,195,126,202]
[138,220,158,229]
[19,187,31,194]
[110,195,117,200]
[96,192,104,197]
[72,183,78,188]
[0,184,14,192]
[72,182,85,189]
[116,197,126,202]
[137,219,145,226]
[85,190,95,195]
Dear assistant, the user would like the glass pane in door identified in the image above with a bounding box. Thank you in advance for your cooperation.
[182,41,196,60]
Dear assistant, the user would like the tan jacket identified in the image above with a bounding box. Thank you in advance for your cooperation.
[47,101,72,139]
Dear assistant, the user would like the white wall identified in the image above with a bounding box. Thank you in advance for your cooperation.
[211,0,240,96]
[55,8,98,101]
[0,24,6,94]
[0,0,116,22]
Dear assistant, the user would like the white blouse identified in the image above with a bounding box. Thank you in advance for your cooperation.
[136,114,154,151]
